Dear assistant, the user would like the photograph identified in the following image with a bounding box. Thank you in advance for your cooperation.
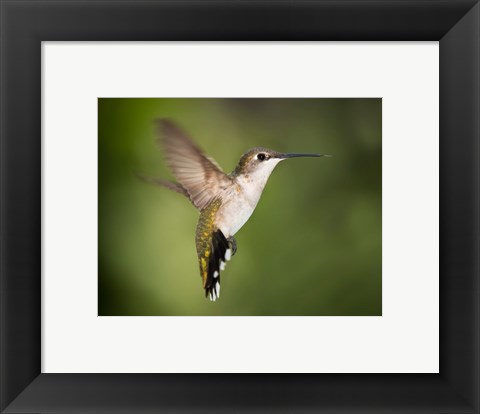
[98,98,382,316]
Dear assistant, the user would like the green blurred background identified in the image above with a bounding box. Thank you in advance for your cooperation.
[98,98,381,316]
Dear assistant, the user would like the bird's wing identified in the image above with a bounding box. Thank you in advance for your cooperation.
[156,119,232,211]
[137,174,192,200]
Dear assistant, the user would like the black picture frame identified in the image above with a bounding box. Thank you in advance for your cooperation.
[1,1,479,413]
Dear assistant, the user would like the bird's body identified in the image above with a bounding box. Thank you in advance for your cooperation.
[146,119,328,301]
[206,158,283,238]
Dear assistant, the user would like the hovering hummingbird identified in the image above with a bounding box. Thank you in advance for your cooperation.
[143,119,330,301]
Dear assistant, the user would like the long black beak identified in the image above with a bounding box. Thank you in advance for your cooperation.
[277,153,332,159]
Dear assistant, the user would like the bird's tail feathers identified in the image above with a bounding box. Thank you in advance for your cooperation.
[203,229,232,302]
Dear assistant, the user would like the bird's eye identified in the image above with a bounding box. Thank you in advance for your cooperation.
[257,153,266,161]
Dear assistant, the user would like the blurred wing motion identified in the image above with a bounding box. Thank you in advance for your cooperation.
[136,175,190,198]
[156,119,232,211]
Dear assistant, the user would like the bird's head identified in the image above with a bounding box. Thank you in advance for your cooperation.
[233,147,329,182]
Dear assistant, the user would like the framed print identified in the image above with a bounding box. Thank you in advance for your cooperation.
[1,1,479,413]
[41,43,438,375]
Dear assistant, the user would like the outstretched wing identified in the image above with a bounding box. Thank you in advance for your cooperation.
[156,119,232,211]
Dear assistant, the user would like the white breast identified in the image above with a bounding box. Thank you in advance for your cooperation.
[216,159,282,237]
[216,196,257,237]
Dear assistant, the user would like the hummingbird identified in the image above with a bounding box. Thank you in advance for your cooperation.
[144,119,330,301]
